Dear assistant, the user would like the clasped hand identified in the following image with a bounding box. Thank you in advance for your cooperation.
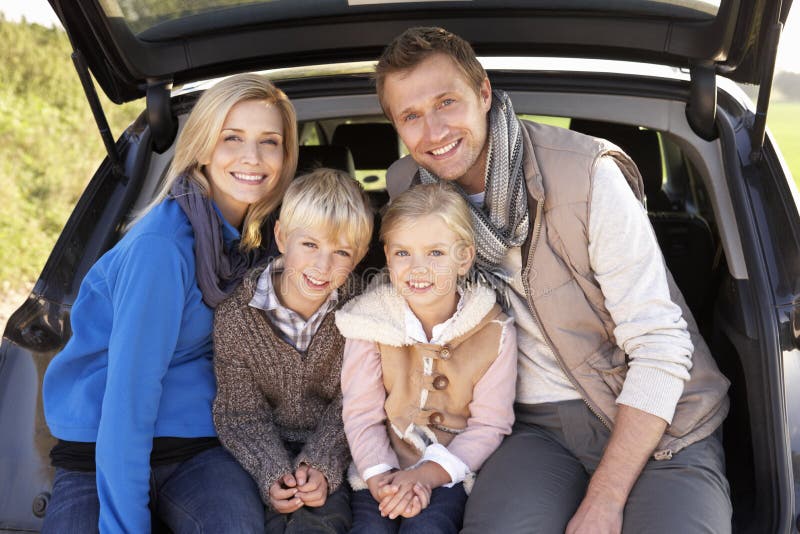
[268,464,328,513]
[367,465,445,520]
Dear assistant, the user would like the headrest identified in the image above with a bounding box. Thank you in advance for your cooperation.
[331,123,399,170]
[296,145,356,177]
[569,119,664,208]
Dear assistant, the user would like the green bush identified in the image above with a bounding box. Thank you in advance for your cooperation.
[0,16,141,291]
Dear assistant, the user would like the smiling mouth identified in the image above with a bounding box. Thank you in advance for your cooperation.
[407,280,433,291]
[231,172,267,184]
[304,273,330,290]
[428,139,460,158]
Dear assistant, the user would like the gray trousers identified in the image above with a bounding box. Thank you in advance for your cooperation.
[462,400,731,533]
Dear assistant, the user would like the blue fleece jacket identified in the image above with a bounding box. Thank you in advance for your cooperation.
[43,199,240,533]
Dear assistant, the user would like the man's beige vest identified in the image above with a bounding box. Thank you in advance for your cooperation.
[386,120,730,456]
[380,305,506,468]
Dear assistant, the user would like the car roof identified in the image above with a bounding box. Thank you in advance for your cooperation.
[49,0,792,104]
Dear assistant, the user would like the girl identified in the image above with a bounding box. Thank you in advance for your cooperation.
[336,183,517,533]
[41,73,298,533]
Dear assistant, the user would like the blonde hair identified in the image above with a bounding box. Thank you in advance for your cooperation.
[135,73,298,252]
[381,183,475,254]
[279,168,374,262]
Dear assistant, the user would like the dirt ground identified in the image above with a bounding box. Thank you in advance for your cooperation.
[0,282,33,336]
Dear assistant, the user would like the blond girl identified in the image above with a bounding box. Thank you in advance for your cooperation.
[336,183,517,533]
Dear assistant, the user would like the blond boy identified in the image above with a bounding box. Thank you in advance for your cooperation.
[212,168,373,533]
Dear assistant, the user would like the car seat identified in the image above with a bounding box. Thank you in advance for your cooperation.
[569,119,716,319]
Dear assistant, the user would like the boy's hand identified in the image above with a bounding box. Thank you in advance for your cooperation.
[295,464,329,507]
[268,473,303,513]
[366,471,394,503]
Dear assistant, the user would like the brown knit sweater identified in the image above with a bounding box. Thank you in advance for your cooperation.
[213,265,354,504]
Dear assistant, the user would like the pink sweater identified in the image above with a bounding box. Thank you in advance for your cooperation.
[336,282,517,486]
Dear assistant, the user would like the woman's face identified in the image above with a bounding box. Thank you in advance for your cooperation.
[204,99,285,227]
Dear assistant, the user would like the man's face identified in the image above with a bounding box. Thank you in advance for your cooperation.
[383,53,492,193]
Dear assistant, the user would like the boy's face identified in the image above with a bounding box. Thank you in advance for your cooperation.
[274,221,357,318]
[382,53,492,194]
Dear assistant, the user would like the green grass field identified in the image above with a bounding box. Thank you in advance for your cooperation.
[767,101,800,189]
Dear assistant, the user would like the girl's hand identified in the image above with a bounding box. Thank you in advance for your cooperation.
[366,471,394,502]
[398,482,431,518]
[378,470,425,519]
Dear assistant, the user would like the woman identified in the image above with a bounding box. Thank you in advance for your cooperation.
[41,73,298,533]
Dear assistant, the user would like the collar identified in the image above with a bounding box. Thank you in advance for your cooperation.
[335,278,497,347]
[403,287,467,344]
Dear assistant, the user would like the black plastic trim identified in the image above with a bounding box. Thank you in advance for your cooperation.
[146,80,178,154]
[48,0,786,104]
[716,106,794,533]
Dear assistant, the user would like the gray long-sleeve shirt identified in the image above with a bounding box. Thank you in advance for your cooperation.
[498,156,693,424]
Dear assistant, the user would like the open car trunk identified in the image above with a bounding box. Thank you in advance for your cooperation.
[2,64,799,531]
[0,0,797,531]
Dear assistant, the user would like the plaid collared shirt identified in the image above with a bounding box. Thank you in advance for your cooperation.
[248,258,339,352]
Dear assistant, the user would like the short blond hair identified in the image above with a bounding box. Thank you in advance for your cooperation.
[136,73,298,252]
[279,168,374,262]
[381,183,475,252]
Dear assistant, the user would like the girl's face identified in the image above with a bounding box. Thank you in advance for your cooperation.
[203,99,284,227]
[384,214,475,319]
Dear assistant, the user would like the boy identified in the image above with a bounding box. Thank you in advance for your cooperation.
[212,168,374,533]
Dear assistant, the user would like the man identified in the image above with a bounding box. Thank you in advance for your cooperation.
[377,27,731,533]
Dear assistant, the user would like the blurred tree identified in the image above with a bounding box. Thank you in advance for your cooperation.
[775,71,800,100]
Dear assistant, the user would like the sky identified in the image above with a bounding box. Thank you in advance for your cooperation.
[1,0,799,73]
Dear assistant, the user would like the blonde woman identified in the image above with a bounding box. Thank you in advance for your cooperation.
[42,74,298,533]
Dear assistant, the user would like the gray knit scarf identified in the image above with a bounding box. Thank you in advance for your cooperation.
[170,175,265,308]
[419,90,529,278]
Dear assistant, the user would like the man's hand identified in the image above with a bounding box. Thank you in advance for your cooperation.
[566,405,667,534]
[268,473,303,513]
[294,464,329,507]
[565,490,624,534]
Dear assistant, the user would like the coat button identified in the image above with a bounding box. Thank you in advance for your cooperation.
[433,375,449,390]
[439,346,451,360]
[429,411,444,425]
